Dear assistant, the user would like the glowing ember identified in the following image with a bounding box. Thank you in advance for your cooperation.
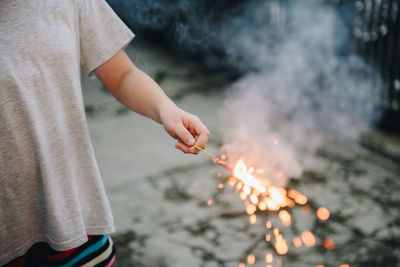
[316,207,330,221]
[243,185,251,195]
[207,199,213,206]
[293,237,302,248]
[249,214,257,224]
[301,231,316,247]
[250,194,259,204]
[248,166,254,174]
[265,234,271,242]
[339,264,350,267]
[273,228,280,236]
[294,193,308,205]
[258,201,267,211]
[247,254,255,264]
[266,221,272,229]
[278,210,291,226]
[265,252,273,263]
[246,204,257,215]
[220,154,227,160]
[236,183,243,192]
[233,160,266,193]
[239,263,245,267]
[323,237,336,250]
[274,234,288,255]
[218,183,224,189]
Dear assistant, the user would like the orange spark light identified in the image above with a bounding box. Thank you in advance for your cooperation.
[265,252,273,263]
[258,201,267,211]
[246,204,257,215]
[233,160,266,193]
[249,214,257,224]
[323,237,336,250]
[278,210,291,226]
[294,193,308,205]
[265,234,271,242]
[218,183,224,189]
[266,221,272,229]
[239,263,245,267]
[274,234,288,255]
[301,231,316,247]
[250,194,259,204]
[293,237,302,248]
[339,264,350,267]
[317,207,330,221]
[247,254,255,264]
[207,199,213,206]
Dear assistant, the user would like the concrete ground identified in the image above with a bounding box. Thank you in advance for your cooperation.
[82,43,400,267]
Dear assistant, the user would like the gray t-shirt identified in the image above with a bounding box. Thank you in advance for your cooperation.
[0,0,134,264]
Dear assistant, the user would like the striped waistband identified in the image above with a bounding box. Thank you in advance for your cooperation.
[3,235,116,267]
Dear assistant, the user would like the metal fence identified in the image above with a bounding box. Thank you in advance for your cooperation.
[346,0,400,129]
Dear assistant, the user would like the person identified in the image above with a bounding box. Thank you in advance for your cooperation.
[0,0,210,266]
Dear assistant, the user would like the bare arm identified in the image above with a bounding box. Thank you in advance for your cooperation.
[94,49,210,154]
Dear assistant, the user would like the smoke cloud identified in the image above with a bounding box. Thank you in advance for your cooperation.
[108,0,383,186]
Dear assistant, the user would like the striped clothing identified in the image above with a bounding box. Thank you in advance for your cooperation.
[2,235,115,267]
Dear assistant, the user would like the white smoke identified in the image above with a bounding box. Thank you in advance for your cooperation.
[108,0,383,186]
[218,0,382,186]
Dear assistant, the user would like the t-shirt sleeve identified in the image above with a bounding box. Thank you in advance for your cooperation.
[78,0,135,77]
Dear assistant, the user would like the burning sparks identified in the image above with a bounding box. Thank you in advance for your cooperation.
[323,237,336,251]
[265,234,271,242]
[194,147,334,266]
[249,214,257,224]
[316,207,330,221]
[278,210,291,226]
[301,231,316,247]
[233,160,266,193]
[247,254,255,264]
[246,204,257,215]
[274,234,288,255]
[265,252,273,263]
[293,237,302,248]
[339,264,350,267]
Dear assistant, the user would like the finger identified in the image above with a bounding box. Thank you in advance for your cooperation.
[175,142,198,154]
[176,141,198,154]
[193,123,210,149]
[175,123,196,147]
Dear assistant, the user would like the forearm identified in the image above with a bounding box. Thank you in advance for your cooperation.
[94,49,210,153]
[112,65,175,123]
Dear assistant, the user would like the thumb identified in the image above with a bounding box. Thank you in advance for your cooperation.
[175,124,195,146]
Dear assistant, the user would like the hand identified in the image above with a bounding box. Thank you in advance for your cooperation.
[160,105,210,154]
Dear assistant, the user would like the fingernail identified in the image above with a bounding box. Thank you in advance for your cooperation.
[187,136,195,145]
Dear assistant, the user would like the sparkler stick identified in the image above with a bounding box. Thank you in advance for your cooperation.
[193,145,232,170]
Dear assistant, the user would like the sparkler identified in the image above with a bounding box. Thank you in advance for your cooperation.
[193,145,266,193]
[193,145,232,170]
[193,145,343,266]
